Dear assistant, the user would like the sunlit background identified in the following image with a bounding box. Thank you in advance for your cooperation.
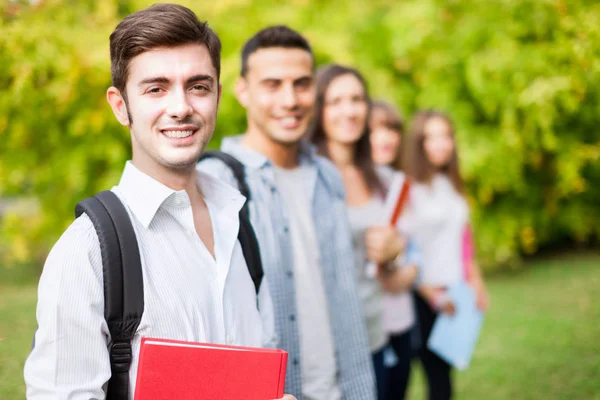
[1,0,599,398]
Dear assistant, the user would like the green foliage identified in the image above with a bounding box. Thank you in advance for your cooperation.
[1,0,599,268]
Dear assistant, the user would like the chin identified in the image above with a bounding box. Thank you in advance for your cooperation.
[161,152,204,169]
[271,131,304,146]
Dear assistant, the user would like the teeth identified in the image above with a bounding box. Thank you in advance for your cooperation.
[281,117,298,124]
[163,130,194,138]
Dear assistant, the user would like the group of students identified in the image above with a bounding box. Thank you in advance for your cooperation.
[24,3,488,400]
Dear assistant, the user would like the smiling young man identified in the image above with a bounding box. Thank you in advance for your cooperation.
[23,4,293,399]
[198,26,376,400]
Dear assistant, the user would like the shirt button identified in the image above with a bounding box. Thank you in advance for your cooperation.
[289,314,295,322]
[283,226,289,233]
[293,358,299,366]
[227,334,234,345]
[287,271,293,278]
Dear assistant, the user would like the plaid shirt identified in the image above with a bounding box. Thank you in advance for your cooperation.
[198,136,376,400]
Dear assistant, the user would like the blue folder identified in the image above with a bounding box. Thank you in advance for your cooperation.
[427,281,484,370]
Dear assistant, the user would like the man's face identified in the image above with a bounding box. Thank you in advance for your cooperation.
[236,47,315,146]
[108,43,221,173]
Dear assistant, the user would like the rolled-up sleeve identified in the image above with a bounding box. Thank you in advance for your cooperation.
[24,215,111,399]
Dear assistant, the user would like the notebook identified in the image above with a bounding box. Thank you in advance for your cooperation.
[427,281,484,370]
[134,337,288,400]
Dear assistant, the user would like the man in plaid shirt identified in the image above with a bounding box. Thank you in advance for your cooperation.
[198,26,376,400]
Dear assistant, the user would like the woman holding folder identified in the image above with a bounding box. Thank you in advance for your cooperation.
[307,64,419,400]
[403,110,489,400]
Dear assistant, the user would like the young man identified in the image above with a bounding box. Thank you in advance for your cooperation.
[24,4,290,399]
[198,26,376,400]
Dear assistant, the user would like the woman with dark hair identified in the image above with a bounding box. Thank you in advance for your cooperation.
[308,64,419,400]
[403,110,489,400]
[369,100,416,400]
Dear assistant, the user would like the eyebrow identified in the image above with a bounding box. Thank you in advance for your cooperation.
[137,75,215,87]
[258,75,313,84]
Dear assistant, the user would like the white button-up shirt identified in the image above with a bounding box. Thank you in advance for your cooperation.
[24,161,275,399]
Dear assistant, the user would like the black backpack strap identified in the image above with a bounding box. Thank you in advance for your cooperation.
[237,210,264,295]
[199,151,263,294]
[199,151,251,219]
[75,190,144,400]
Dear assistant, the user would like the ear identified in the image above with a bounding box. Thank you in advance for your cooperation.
[107,87,130,126]
[234,76,249,108]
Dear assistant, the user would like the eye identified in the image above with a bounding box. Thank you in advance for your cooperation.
[295,78,313,90]
[326,97,341,107]
[146,87,163,94]
[191,84,209,92]
[262,80,280,90]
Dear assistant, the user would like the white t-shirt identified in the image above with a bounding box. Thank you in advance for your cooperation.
[273,165,342,400]
[406,174,469,287]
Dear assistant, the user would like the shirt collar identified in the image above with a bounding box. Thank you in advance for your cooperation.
[221,135,320,170]
[116,161,245,228]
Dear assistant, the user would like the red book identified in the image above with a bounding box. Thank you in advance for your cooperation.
[134,337,288,400]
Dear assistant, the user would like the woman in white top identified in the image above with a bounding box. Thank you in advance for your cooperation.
[370,100,418,400]
[308,64,418,400]
[403,110,489,400]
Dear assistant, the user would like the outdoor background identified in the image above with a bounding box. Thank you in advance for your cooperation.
[0,0,599,398]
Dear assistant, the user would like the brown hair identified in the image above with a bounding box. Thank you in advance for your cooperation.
[370,100,405,171]
[307,64,384,195]
[240,25,313,76]
[403,110,465,193]
[109,3,221,96]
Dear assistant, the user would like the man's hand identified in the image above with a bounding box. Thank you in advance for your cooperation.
[365,226,406,264]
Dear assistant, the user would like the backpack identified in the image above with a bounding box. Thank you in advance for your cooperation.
[74,151,262,400]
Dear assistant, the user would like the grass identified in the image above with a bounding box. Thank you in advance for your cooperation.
[408,252,600,399]
[1,252,599,399]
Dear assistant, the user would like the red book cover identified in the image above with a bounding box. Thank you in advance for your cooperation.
[133,337,288,400]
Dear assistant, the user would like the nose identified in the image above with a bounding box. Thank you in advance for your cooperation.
[345,101,364,119]
[280,84,299,109]
[165,88,193,120]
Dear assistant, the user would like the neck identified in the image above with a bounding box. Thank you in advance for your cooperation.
[325,140,355,169]
[131,157,200,197]
[243,125,299,169]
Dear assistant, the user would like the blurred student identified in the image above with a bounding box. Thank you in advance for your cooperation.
[198,28,376,400]
[369,100,416,400]
[307,64,419,400]
[370,100,403,170]
[403,110,489,400]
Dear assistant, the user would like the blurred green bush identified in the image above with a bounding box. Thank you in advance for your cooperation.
[1,0,599,269]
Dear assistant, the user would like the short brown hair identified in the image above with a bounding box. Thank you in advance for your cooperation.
[240,25,313,76]
[403,110,465,193]
[109,3,221,95]
[370,100,404,170]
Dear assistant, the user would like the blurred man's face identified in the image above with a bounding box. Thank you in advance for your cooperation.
[236,47,315,146]
[107,43,221,175]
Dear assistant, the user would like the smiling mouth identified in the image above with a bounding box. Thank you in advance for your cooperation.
[277,115,303,129]
[162,129,195,138]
